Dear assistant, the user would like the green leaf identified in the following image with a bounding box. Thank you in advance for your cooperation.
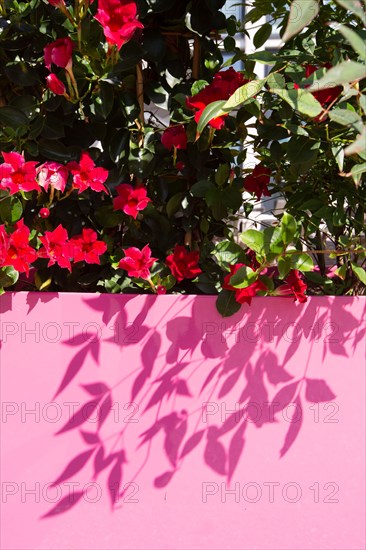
[330,23,366,61]
[0,266,19,289]
[267,73,286,90]
[196,100,227,135]
[345,126,366,156]
[95,81,114,119]
[291,253,314,271]
[263,226,284,257]
[240,229,265,256]
[307,61,366,91]
[351,263,366,285]
[329,108,363,132]
[331,144,344,171]
[335,264,347,280]
[0,196,23,223]
[281,212,297,244]
[278,256,292,278]
[38,139,72,162]
[191,80,209,96]
[95,205,123,228]
[166,192,185,218]
[212,240,247,268]
[351,162,366,184]
[253,23,272,48]
[282,0,319,43]
[229,266,257,288]
[215,164,230,186]
[287,136,321,164]
[216,289,242,317]
[109,129,129,163]
[0,106,28,128]
[190,180,215,197]
[246,51,277,64]
[223,79,267,110]
[270,88,323,117]
[333,0,366,25]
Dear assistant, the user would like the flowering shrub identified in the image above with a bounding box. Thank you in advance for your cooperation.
[0,0,365,315]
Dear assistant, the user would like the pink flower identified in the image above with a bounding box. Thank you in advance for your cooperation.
[156,285,167,295]
[67,152,108,193]
[312,265,338,279]
[166,245,202,282]
[161,126,187,150]
[69,228,107,264]
[0,219,37,275]
[0,152,39,195]
[44,37,74,71]
[243,163,271,200]
[186,68,247,130]
[223,263,267,305]
[94,0,144,50]
[46,73,66,95]
[113,184,151,219]
[37,161,68,192]
[38,224,72,270]
[119,244,157,279]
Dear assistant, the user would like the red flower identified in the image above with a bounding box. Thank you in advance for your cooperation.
[161,126,187,150]
[46,73,66,95]
[68,152,108,193]
[37,161,68,192]
[223,263,267,305]
[243,163,271,200]
[0,219,37,275]
[69,228,107,264]
[0,225,8,266]
[47,0,66,7]
[0,152,39,195]
[113,184,151,219]
[38,224,72,270]
[275,270,308,303]
[294,64,342,111]
[166,245,202,282]
[186,68,247,129]
[119,244,157,279]
[94,0,144,50]
[44,37,74,71]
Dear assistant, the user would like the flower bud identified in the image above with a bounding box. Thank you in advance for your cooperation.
[39,208,50,218]
[46,74,66,96]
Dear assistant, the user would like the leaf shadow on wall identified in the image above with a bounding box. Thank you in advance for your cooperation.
[40,294,365,517]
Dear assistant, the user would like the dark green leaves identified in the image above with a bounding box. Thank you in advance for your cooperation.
[216,289,241,317]
[0,266,19,293]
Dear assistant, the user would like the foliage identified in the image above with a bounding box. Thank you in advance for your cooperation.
[0,0,365,314]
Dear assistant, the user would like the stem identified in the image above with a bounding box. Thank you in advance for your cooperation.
[59,4,77,27]
[66,66,79,100]
[77,22,82,51]
[316,229,326,275]
[147,278,156,292]
[192,37,200,79]
[136,63,144,128]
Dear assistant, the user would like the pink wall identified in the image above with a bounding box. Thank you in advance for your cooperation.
[0,293,365,550]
